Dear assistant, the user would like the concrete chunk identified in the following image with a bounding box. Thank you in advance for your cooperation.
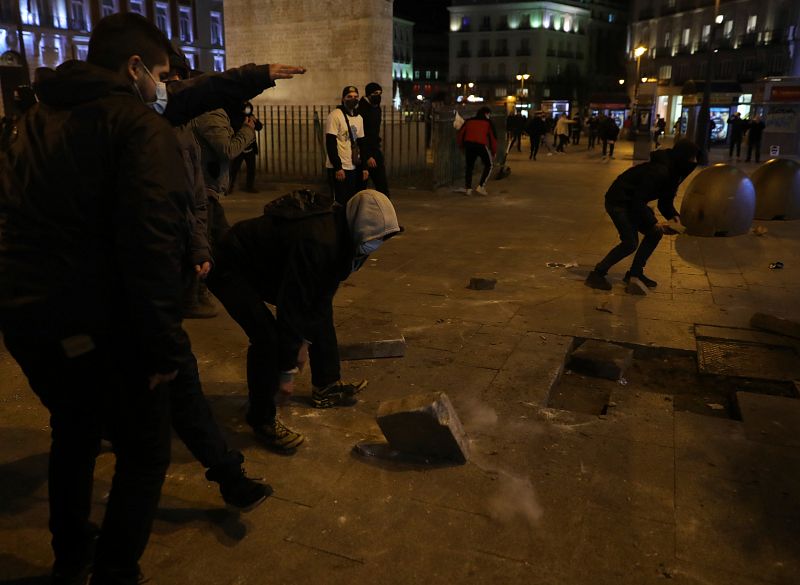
[750,312,800,340]
[736,391,800,448]
[467,277,497,290]
[568,340,634,381]
[376,392,469,463]
[337,317,406,360]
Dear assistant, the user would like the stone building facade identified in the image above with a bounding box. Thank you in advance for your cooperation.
[224,0,393,106]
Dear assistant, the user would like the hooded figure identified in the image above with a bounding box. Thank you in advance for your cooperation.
[586,139,699,293]
[207,189,400,452]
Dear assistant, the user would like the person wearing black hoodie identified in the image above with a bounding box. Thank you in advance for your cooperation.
[207,189,400,452]
[0,13,190,585]
[358,82,390,197]
[585,139,699,293]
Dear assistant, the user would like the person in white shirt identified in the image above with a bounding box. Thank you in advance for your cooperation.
[325,86,370,204]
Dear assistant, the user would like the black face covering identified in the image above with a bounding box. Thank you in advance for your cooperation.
[344,99,359,112]
[370,94,382,106]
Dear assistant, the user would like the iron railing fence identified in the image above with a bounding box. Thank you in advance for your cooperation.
[250,104,507,190]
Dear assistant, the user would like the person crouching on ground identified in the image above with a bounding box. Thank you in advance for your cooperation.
[585,139,699,294]
[456,106,497,196]
[207,189,401,453]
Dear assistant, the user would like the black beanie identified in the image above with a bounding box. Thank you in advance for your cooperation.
[365,82,382,95]
[342,85,359,98]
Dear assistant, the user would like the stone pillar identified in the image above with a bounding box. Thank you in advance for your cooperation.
[223,0,393,105]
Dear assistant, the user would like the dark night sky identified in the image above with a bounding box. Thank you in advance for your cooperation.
[394,0,450,33]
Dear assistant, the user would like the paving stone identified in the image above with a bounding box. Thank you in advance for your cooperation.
[337,317,406,360]
[567,340,634,381]
[467,277,497,290]
[750,312,800,340]
[736,391,800,448]
[376,392,470,463]
[694,324,800,349]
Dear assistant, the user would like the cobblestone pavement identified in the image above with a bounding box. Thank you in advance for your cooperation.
[2,139,798,585]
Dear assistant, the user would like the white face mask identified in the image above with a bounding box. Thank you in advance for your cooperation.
[141,63,168,114]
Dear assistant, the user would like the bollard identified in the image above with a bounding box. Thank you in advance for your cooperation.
[751,158,800,220]
[679,164,755,237]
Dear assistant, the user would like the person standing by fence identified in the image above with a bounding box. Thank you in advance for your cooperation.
[456,106,497,196]
[358,82,390,197]
[325,86,370,205]
[229,101,261,193]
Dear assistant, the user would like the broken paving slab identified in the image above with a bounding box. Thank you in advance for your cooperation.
[750,312,800,340]
[736,391,800,448]
[375,392,469,464]
[467,277,497,290]
[567,340,634,381]
[695,324,800,349]
[337,316,406,360]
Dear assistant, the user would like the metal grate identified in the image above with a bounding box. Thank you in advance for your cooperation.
[697,340,800,382]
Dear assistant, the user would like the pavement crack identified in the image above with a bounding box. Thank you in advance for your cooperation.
[283,538,365,564]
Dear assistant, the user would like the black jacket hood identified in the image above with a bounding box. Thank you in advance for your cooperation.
[35,60,136,108]
[650,141,698,181]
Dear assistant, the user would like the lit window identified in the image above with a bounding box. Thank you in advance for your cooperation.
[213,55,225,72]
[70,0,87,30]
[128,0,144,15]
[179,6,193,42]
[155,3,170,37]
[747,15,757,34]
[608,13,615,23]
[183,52,195,69]
[702,24,710,42]
[723,20,733,38]
[425,70,431,79]
[210,12,223,46]
[682,28,690,46]
[76,45,88,60]
[101,0,115,17]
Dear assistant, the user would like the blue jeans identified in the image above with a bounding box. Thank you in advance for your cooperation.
[595,202,663,276]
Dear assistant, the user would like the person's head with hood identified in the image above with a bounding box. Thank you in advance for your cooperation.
[87,13,172,113]
[345,190,401,273]
[341,85,359,115]
[669,138,699,181]
[364,82,382,107]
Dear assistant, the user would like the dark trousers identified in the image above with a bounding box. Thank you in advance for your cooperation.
[595,203,663,276]
[571,131,581,145]
[602,139,616,157]
[2,333,171,585]
[206,191,230,249]
[230,149,257,191]
[207,266,340,426]
[588,132,597,149]
[170,354,236,471]
[729,137,742,158]
[464,142,492,188]
[557,134,568,152]
[509,130,523,152]
[529,134,542,159]
[746,139,761,162]
[368,152,390,197]
[328,169,366,206]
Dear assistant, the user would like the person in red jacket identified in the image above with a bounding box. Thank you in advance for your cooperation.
[456,106,498,195]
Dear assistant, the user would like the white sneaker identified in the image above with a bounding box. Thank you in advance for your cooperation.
[475,185,488,196]
[455,187,471,195]
[546,152,554,157]
[601,155,607,161]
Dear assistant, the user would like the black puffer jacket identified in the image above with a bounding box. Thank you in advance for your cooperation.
[605,141,698,220]
[0,60,193,375]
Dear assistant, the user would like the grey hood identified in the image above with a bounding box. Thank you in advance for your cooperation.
[345,190,401,246]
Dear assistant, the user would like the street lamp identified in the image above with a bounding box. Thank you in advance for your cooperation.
[618,79,625,86]
[515,73,530,105]
[697,1,723,162]
[456,82,475,102]
[631,45,647,139]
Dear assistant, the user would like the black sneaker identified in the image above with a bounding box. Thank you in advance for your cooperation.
[584,271,612,291]
[312,380,368,409]
[206,455,272,511]
[623,271,658,288]
[252,419,304,453]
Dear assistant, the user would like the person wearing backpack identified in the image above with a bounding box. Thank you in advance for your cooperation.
[206,189,401,453]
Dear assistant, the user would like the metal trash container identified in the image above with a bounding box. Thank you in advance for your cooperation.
[751,158,800,220]
[680,164,755,237]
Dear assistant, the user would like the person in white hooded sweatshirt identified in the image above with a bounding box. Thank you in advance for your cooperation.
[207,189,401,453]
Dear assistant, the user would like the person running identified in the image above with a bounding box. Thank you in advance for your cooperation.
[456,106,497,196]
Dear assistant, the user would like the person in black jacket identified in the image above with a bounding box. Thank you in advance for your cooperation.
[727,112,745,161]
[599,114,620,160]
[358,82,390,197]
[0,14,190,585]
[745,114,766,163]
[526,112,546,160]
[207,190,400,453]
[585,139,699,293]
